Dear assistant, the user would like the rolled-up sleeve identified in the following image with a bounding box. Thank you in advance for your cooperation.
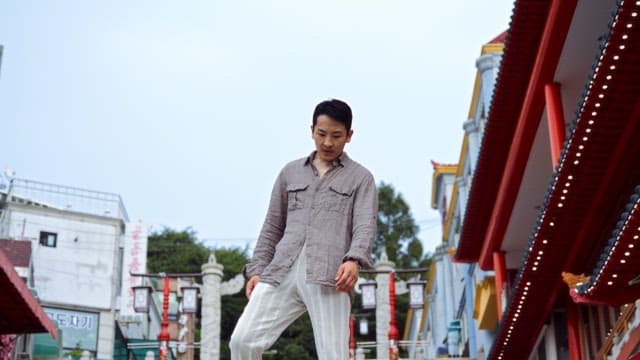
[343,173,377,269]
[243,170,287,279]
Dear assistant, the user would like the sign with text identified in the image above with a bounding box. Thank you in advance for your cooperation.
[44,307,99,351]
[120,221,148,316]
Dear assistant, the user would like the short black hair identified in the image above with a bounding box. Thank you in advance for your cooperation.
[312,99,352,132]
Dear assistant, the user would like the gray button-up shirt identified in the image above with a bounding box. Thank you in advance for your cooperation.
[244,151,377,287]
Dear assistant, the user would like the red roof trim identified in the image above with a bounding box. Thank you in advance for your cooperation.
[488,31,508,44]
[0,248,56,337]
[455,0,553,263]
[571,107,640,306]
[476,0,577,270]
[430,160,457,169]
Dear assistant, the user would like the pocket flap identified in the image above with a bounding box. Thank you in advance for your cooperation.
[286,184,309,192]
[329,185,354,197]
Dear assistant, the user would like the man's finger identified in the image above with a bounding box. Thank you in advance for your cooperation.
[246,282,253,299]
[246,276,259,299]
[335,266,345,281]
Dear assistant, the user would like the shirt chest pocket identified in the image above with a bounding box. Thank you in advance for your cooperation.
[322,185,354,213]
[286,184,309,211]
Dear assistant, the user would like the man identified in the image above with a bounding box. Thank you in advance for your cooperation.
[230,99,377,359]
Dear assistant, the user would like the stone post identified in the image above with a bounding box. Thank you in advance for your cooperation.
[145,350,155,360]
[375,250,394,360]
[200,253,224,360]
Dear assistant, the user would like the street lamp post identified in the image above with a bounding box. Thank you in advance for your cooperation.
[349,315,356,359]
[388,273,399,360]
[158,275,170,360]
[131,271,202,360]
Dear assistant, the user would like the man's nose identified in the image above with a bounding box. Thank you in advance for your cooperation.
[323,137,334,147]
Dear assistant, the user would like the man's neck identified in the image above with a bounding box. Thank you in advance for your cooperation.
[312,157,331,177]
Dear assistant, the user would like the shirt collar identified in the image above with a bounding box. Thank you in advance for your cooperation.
[305,151,350,168]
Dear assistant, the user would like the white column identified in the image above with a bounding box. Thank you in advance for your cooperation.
[375,250,394,360]
[97,310,115,360]
[433,245,448,348]
[476,52,503,117]
[456,176,469,224]
[463,120,480,174]
[201,254,224,360]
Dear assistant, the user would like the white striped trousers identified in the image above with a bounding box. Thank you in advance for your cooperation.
[230,247,351,360]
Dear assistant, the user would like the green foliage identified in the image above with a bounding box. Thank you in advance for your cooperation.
[269,313,317,359]
[215,247,252,282]
[278,342,314,360]
[147,227,210,273]
[376,181,430,269]
[64,342,83,359]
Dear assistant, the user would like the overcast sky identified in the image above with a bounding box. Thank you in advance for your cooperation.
[0,0,514,254]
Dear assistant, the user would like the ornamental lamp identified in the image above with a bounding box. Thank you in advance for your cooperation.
[359,317,369,335]
[407,280,427,309]
[359,281,377,310]
[180,286,200,313]
[133,285,153,313]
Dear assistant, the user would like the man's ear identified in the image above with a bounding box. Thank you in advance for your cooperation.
[346,129,354,143]
[310,124,315,137]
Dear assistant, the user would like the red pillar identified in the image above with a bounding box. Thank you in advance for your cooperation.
[566,298,582,360]
[388,273,399,359]
[493,251,506,321]
[159,276,170,360]
[544,82,566,169]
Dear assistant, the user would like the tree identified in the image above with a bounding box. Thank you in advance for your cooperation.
[147,227,210,273]
[376,181,430,268]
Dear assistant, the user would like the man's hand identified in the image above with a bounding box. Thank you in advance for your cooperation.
[246,275,260,299]
[335,260,359,292]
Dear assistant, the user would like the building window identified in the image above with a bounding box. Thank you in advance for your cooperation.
[39,231,57,247]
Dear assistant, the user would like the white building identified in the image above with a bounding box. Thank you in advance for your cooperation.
[0,177,148,359]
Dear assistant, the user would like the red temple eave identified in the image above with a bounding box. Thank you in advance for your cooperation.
[455,0,553,263]
[570,189,640,307]
[0,248,57,338]
[489,1,640,358]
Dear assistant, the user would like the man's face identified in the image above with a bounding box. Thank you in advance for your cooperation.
[311,114,353,163]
